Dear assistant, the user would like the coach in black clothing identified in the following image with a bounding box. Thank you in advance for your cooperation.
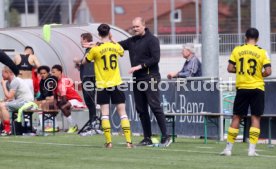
[74,33,97,122]
[119,17,171,147]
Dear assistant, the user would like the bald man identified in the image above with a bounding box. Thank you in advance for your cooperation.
[0,66,33,135]
[119,17,171,147]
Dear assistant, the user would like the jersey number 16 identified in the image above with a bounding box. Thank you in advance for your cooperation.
[101,54,117,71]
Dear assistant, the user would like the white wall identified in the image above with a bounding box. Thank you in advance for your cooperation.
[20,14,38,27]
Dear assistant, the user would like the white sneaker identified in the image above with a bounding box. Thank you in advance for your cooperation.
[220,149,232,156]
[248,151,259,157]
[160,137,172,147]
[79,130,96,136]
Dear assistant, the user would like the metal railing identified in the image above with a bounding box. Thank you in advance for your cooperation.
[158,33,276,55]
[271,33,276,53]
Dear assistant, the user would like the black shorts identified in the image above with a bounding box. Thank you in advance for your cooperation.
[97,85,126,105]
[233,89,264,116]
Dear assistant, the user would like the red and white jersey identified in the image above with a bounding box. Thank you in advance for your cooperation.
[54,77,83,102]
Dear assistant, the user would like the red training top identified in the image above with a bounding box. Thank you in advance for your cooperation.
[54,77,83,102]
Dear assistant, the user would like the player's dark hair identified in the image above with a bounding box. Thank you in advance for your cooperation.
[245,28,259,40]
[25,46,34,54]
[37,65,50,73]
[52,64,63,73]
[97,24,110,37]
[81,33,93,42]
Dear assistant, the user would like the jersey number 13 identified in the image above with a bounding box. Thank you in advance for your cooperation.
[238,57,257,76]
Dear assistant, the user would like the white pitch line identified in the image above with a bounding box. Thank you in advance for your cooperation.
[196,146,215,149]
[150,148,276,158]
[4,140,220,154]
[5,140,94,147]
[148,147,219,154]
[3,140,276,158]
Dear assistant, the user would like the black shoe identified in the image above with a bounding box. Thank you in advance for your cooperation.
[160,136,172,147]
[136,138,153,146]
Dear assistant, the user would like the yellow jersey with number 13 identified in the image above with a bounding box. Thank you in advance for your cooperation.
[229,44,271,91]
[86,42,124,88]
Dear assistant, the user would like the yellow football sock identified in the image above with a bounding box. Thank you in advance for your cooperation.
[249,127,260,144]
[227,127,239,144]
[121,117,132,143]
[102,118,112,144]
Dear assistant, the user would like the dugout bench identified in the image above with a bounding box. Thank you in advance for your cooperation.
[12,109,59,135]
[242,114,276,147]
[23,109,59,135]
[164,112,229,144]
[165,112,276,147]
[21,108,90,135]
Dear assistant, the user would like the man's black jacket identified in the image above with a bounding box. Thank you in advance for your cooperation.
[119,28,160,80]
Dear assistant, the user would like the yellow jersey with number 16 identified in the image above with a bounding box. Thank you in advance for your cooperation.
[86,42,124,88]
[229,44,271,91]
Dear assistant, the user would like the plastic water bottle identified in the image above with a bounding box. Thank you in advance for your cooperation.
[224,109,230,115]
[152,143,160,147]
[25,119,30,128]
[162,95,169,113]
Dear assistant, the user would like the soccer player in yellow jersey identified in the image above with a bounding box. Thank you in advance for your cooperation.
[221,28,271,156]
[82,24,133,148]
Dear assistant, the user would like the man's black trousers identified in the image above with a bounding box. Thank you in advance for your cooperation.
[133,77,168,139]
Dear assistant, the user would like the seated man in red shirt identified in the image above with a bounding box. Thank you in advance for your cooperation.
[51,64,85,133]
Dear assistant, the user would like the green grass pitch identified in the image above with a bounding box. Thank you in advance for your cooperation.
[0,134,276,169]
